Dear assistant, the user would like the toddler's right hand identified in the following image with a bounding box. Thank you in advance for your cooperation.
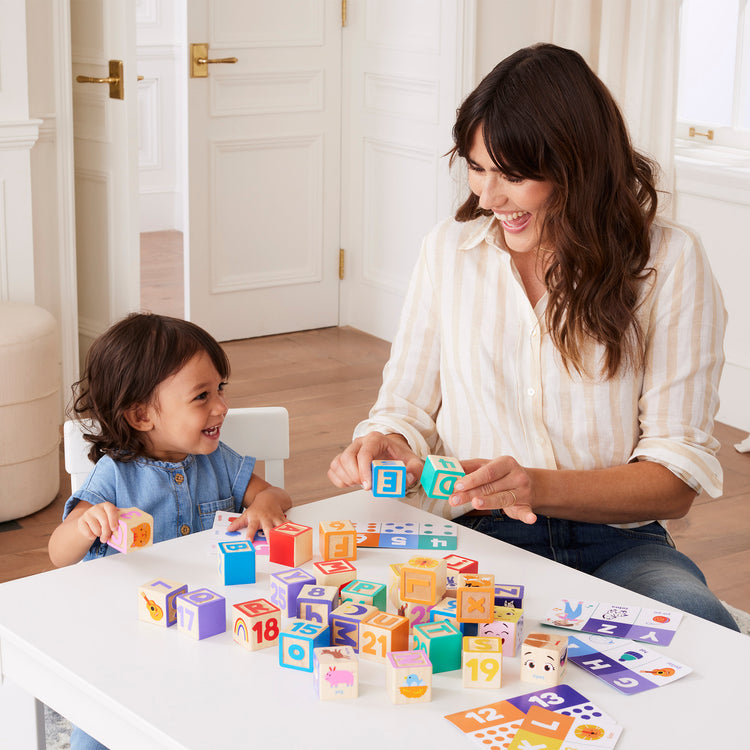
[77,501,121,544]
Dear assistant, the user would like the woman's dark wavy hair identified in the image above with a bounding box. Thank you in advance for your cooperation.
[450,43,658,378]
[70,313,230,463]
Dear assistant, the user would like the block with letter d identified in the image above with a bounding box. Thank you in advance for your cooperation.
[217,539,256,585]
[371,460,407,497]
[413,620,462,673]
[420,455,465,499]
[279,619,330,672]
[232,598,281,651]
[108,507,153,553]
[462,636,503,689]
[138,578,187,627]
[329,601,378,652]
[297,584,339,625]
[175,588,226,640]
[314,646,359,700]
[269,567,316,618]
[400,555,447,606]
[385,650,432,704]
[319,520,357,561]
[269,521,313,567]
[359,611,410,663]
[340,579,387,611]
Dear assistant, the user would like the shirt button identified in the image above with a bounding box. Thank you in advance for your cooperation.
[174,473,184,484]
[180,524,191,536]
[527,387,536,397]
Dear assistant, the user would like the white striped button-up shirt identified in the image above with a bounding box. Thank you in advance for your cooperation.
[354,215,726,524]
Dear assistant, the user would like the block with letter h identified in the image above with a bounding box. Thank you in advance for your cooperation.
[217,539,256,585]
[269,567,316,617]
[314,646,359,700]
[269,521,313,567]
[329,601,378,652]
[462,636,503,689]
[371,460,407,497]
[175,588,226,640]
[108,507,153,553]
[385,650,432,704]
[456,573,496,624]
[341,579,387,611]
[413,620,462,673]
[312,558,357,596]
[520,633,568,686]
[232,598,280,651]
[420,456,465,499]
[479,605,524,657]
[359,611,410,664]
[138,578,187,627]
[399,555,447,606]
[297,584,339,625]
[319,520,357,561]
[279,619,329,672]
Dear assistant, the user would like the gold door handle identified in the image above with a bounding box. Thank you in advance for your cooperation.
[191,43,238,78]
[76,60,125,100]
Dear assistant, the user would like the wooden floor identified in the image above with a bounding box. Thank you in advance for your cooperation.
[2,230,749,617]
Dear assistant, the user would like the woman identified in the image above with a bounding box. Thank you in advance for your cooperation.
[328,44,737,630]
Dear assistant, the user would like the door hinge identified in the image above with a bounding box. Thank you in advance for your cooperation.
[339,248,345,280]
[341,0,347,27]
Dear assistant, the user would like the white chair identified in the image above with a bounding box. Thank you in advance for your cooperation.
[64,406,290,492]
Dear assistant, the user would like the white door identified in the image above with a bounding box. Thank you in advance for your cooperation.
[186,0,343,341]
[71,0,140,360]
[339,0,468,342]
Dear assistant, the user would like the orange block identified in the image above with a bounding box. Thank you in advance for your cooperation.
[319,520,357,561]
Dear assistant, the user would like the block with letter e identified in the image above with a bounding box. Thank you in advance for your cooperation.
[138,578,187,627]
[371,460,407,497]
[108,507,153,553]
[319,520,357,561]
[413,619,462,673]
[400,555,447,606]
[420,455,465,499]
[232,598,280,651]
[386,650,432,704]
[175,588,226,640]
[269,521,313,567]
[462,636,503,689]
[314,646,359,700]
[269,567,316,617]
[359,611,410,663]
[279,619,329,672]
[217,539,256,585]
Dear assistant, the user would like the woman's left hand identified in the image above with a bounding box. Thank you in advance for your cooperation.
[449,457,537,524]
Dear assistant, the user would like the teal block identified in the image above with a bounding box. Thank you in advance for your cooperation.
[217,540,256,585]
[420,455,465,499]
[413,620,462,672]
[341,579,387,611]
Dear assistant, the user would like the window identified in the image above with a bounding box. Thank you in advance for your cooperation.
[677,0,750,151]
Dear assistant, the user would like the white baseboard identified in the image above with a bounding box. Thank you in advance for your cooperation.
[139,190,183,233]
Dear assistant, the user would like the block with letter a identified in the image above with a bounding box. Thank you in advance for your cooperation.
[269,521,313,567]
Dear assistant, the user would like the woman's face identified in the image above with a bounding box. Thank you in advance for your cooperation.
[466,126,554,255]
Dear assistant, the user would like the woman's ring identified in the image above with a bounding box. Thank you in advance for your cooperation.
[506,489,517,505]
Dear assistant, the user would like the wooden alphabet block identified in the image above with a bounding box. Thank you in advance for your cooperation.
[340,579,387,611]
[297,584,339,625]
[456,573,496,624]
[399,555,447,606]
[520,633,568,686]
[420,455,465,499]
[279,619,330,672]
[232,598,281,651]
[388,562,404,607]
[269,521,313,567]
[107,507,153,553]
[358,611,410,664]
[479,606,524,657]
[385,650,432,704]
[269,567,316,617]
[462,636,503,689]
[175,588,226,640]
[444,553,479,575]
[217,539,256,585]
[430,595,478,636]
[312,558,357,596]
[371,460,407,497]
[329,601,378,652]
[396,600,434,631]
[138,578,187,627]
[314,646,359,700]
[413,620,462,673]
[318,520,357,561]
[494,583,525,609]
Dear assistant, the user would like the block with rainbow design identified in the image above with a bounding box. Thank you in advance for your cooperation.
[232,598,280,651]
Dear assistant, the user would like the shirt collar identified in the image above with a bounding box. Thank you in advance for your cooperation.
[457,215,509,254]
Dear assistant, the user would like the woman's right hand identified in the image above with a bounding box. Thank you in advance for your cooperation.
[328,431,423,490]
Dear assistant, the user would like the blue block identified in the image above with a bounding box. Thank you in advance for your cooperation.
[279,619,330,672]
[371,460,407,497]
[217,540,256,585]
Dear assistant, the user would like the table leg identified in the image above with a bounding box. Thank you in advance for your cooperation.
[0,679,46,749]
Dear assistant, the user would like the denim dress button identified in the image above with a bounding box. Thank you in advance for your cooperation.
[180,524,190,536]
[174,473,184,484]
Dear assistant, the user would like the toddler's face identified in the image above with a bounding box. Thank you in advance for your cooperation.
[143,350,228,461]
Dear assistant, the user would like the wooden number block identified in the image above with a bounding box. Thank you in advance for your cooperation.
[232,598,281,651]
[107,507,153,553]
[396,600,434,631]
[413,620,462,673]
[371,460,407,497]
[138,578,187,627]
[385,650,432,704]
[456,574,496,624]
[279,619,329,672]
[420,455,465,499]
[399,555,447,606]
[269,567,316,617]
[520,633,568,687]
[312,558,357,596]
[217,540,256,585]
[314,646,359,700]
[388,563,404,607]
[297,584,339,625]
[494,583,525,609]
[479,606,524,657]
[462,636,503,689]
[269,521,313,567]
[175,588,226,640]
[359,611,410,664]
[319,520,357,561]
[329,601,378,651]
[340,579,387,611]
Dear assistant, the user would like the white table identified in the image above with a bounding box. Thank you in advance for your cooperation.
[1,490,748,749]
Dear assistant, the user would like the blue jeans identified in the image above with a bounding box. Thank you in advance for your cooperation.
[70,726,108,750]
[455,512,739,631]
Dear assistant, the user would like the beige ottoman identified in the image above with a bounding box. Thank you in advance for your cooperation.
[0,302,60,522]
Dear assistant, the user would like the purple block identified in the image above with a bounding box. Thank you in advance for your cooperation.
[270,568,316,617]
[176,588,226,640]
